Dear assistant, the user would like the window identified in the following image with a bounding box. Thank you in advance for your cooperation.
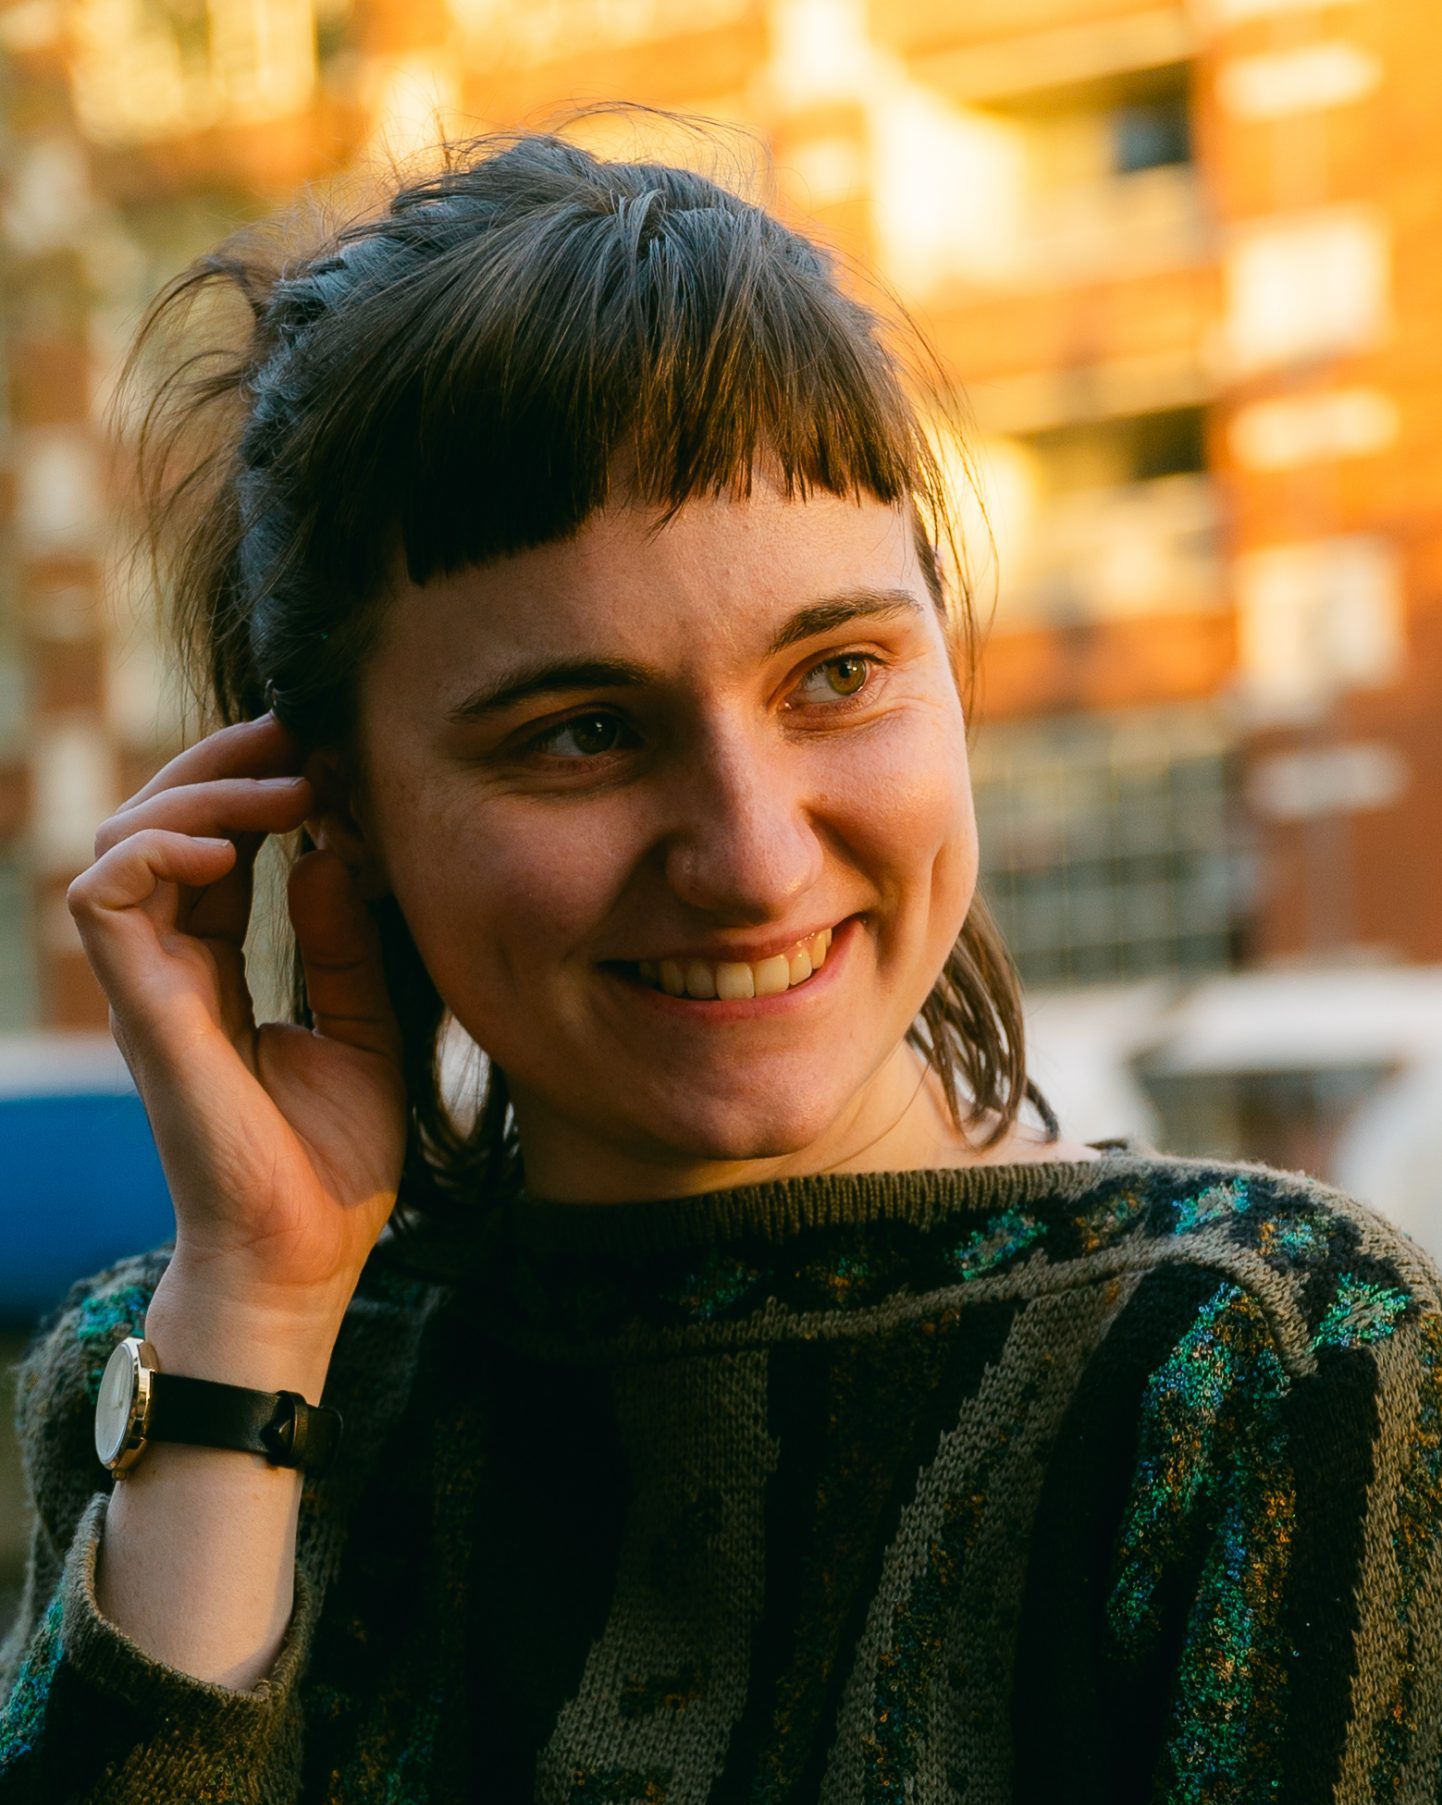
[1111,94,1192,175]
[971,709,1254,987]
[1024,406,1206,494]
[1225,208,1389,374]
[989,408,1220,626]
[1235,534,1404,717]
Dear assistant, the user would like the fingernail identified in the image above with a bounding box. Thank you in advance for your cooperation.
[260,775,307,787]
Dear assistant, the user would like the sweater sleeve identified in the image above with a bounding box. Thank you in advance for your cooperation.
[1013,1262,1442,1803]
[0,1256,319,1805]
[1127,1279,1442,1801]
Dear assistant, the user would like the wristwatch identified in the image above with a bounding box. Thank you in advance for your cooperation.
[94,1336,343,1478]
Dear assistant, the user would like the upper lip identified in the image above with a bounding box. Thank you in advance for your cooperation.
[610,918,849,966]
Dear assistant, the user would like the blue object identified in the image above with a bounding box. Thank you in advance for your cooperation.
[1,1092,174,1324]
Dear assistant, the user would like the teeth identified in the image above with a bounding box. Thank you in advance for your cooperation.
[754,954,791,997]
[715,962,755,1000]
[634,927,840,1000]
[683,960,717,999]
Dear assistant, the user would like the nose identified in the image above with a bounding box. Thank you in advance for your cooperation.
[661,722,826,922]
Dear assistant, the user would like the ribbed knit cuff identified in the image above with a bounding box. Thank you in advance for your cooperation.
[60,1491,317,1718]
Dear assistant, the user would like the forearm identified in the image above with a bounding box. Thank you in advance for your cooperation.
[94,1272,344,1692]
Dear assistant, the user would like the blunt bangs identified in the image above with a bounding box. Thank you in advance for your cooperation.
[249,139,930,607]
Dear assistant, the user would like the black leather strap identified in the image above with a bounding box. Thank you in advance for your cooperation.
[147,1371,343,1475]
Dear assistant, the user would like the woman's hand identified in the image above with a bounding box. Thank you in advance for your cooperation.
[66,712,407,1337]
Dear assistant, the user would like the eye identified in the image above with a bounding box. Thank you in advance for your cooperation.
[525,711,639,760]
[793,653,877,704]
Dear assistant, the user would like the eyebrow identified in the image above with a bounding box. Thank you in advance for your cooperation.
[441,587,926,724]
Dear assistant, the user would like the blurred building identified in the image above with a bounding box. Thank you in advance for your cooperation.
[2,0,1441,1243]
[860,0,1442,1227]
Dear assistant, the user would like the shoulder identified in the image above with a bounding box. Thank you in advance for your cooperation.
[1074,1146,1442,1381]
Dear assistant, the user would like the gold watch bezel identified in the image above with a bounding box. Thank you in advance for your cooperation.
[94,1336,159,1477]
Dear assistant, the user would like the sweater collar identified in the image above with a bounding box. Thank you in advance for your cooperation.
[489,1144,1149,1260]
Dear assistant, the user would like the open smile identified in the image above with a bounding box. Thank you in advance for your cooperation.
[602,919,855,1012]
[631,927,833,1000]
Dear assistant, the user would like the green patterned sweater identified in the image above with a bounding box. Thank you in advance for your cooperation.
[3,1147,1442,1803]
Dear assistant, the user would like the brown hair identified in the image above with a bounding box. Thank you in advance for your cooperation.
[127,117,1054,1239]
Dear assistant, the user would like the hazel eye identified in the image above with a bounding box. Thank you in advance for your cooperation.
[825,656,868,696]
[797,654,875,702]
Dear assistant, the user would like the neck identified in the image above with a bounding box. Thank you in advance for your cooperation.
[509,1043,1044,1205]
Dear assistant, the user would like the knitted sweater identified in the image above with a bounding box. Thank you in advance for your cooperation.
[3,1147,1442,1803]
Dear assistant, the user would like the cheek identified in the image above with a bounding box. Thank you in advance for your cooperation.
[835,707,975,877]
[850,718,979,968]
[381,789,634,987]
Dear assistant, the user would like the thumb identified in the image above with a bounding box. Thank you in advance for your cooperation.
[288,848,404,1064]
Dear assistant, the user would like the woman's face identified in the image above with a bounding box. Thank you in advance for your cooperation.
[334,476,979,1200]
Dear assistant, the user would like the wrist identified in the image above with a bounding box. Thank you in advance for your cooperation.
[144,1264,347,1398]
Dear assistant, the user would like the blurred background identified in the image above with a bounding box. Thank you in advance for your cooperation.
[3,0,1442,1639]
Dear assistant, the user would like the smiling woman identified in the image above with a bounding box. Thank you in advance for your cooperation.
[115,119,1058,1232]
[339,490,995,1201]
[3,118,1442,1805]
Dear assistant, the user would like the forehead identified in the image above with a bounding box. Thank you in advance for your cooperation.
[371,485,925,682]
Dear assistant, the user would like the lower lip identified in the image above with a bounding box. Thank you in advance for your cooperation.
[601,916,861,1022]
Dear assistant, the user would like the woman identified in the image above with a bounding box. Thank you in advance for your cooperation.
[2,125,1441,1803]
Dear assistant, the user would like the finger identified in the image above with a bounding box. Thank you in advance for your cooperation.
[96,775,313,858]
[117,713,303,814]
[68,829,237,993]
[288,850,403,1064]
[184,828,264,949]
[98,775,314,952]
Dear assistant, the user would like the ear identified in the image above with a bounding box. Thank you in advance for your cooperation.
[302,747,391,901]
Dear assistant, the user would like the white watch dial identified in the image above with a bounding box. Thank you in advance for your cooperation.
[95,1339,140,1468]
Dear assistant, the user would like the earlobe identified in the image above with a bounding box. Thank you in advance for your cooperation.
[302,748,391,901]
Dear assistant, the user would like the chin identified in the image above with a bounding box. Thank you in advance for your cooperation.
[646,1089,843,1166]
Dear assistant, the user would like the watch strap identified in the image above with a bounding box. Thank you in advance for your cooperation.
[148,1370,343,1475]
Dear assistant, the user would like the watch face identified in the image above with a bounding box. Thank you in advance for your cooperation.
[95,1340,140,1467]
